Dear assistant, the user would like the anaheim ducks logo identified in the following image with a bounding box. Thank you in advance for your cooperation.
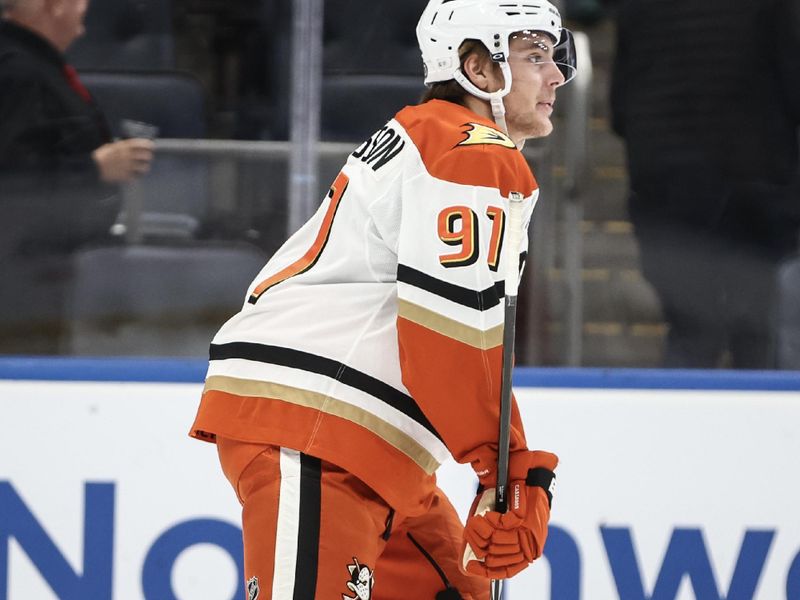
[342,557,374,600]
[457,122,515,149]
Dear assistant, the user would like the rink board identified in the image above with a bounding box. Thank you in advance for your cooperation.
[1,359,799,600]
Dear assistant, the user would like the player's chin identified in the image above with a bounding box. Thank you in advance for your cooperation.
[512,114,554,141]
[527,116,554,139]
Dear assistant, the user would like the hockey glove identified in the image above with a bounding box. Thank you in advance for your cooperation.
[462,450,557,579]
[471,447,553,489]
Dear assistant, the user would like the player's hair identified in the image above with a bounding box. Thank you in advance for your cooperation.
[420,39,496,105]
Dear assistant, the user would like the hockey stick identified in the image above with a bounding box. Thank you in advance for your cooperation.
[492,191,527,600]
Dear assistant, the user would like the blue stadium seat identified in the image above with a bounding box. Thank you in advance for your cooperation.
[322,75,424,142]
[267,0,427,141]
[67,243,266,356]
[80,71,208,238]
[66,0,174,70]
[323,0,426,76]
[80,71,206,139]
[0,254,72,355]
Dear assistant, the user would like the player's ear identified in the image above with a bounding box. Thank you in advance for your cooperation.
[462,51,500,93]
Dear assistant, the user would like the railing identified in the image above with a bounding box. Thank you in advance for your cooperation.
[560,31,594,366]
[288,0,324,232]
[120,139,357,245]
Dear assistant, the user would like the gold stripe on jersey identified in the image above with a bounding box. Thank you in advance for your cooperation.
[397,299,503,350]
[204,375,440,474]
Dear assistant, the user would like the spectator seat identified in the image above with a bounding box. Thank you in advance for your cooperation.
[66,243,265,356]
[66,0,175,70]
[321,75,425,142]
[80,71,208,239]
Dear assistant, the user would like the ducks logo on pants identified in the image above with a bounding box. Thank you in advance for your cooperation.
[343,557,374,600]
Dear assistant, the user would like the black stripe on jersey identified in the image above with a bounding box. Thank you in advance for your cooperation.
[209,342,443,442]
[397,264,505,311]
[293,453,321,599]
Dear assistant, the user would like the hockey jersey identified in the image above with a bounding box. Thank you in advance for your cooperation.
[190,99,539,516]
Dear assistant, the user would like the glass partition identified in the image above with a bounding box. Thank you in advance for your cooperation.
[2,0,796,369]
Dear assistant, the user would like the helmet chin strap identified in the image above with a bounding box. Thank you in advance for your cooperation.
[454,62,520,147]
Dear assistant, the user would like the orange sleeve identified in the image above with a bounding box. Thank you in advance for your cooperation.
[395,137,536,484]
[397,318,529,483]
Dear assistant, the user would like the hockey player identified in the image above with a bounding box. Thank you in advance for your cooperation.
[189,1,577,598]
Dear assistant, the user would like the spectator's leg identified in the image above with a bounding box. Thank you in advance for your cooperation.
[631,200,727,368]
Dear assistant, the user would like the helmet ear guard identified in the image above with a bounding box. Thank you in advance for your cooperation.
[453,59,514,134]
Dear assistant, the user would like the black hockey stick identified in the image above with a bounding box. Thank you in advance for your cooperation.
[492,191,527,600]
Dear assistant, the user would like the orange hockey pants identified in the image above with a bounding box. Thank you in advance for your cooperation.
[217,437,490,600]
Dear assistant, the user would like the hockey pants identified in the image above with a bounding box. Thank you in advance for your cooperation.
[217,437,491,600]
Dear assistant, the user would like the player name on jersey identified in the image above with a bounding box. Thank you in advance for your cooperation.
[352,125,406,172]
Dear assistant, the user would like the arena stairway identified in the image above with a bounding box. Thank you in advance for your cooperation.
[540,17,667,368]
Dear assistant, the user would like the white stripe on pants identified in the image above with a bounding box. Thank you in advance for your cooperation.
[272,447,301,598]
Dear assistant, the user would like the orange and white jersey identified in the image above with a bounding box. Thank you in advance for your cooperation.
[190,99,539,516]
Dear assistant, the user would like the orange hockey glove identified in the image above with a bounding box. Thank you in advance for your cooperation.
[462,450,557,579]
[470,447,553,489]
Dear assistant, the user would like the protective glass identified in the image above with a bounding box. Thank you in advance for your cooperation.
[508,29,578,85]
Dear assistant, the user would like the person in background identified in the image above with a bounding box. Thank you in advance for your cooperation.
[611,0,800,368]
[0,0,154,353]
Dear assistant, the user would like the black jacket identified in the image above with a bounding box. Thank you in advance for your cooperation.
[611,0,800,190]
[0,19,119,257]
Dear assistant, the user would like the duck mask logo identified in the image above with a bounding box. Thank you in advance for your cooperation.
[342,557,374,600]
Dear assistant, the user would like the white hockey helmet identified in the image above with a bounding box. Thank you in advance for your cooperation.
[416,0,577,133]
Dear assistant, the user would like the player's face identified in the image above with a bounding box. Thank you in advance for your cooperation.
[503,32,565,141]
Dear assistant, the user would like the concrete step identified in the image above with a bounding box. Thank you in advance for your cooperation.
[547,267,664,324]
[543,319,666,368]
[589,119,626,166]
[526,15,671,367]
[551,219,641,270]
[582,220,639,269]
[582,323,666,367]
